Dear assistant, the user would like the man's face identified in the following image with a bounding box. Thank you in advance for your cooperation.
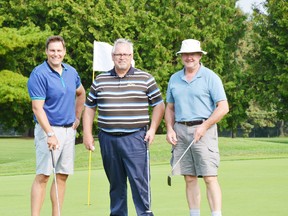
[112,43,133,71]
[45,41,66,67]
[181,52,202,70]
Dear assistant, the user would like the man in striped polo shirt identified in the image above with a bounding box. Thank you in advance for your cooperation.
[82,38,165,216]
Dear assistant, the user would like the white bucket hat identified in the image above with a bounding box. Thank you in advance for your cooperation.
[176,39,207,55]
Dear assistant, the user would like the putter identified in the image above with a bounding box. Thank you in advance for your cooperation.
[50,150,61,216]
[145,141,152,214]
[167,139,195,186]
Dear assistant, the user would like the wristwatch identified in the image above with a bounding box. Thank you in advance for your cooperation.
[47,132,55,137]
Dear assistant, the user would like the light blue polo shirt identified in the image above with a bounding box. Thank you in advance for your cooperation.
[27,60,81,125]
[166,64,227,122]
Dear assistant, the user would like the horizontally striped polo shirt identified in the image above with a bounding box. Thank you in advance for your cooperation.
[85,66,163,133]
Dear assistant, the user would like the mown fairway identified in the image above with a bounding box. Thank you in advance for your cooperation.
[0,136,288,215]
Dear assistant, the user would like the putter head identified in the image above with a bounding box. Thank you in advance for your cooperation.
[167,175,171,186]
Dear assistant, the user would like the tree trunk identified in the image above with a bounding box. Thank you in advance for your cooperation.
[279,120,285,137]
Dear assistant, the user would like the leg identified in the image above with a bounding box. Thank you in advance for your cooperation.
[31,174,50,216]
[203,176,222,212]
[99,131,128,216]
[121,130,153,215]
[50,173,68,216]
[185,175,201,209]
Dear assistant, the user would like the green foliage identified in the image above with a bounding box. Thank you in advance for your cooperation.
[240,100,278,137]
[1,0,273,135]
[251,0,288,119]
[0,70,33,132]
[0,0,52,75]
[0,24,51,74]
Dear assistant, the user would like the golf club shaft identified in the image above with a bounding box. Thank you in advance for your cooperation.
[171,139,195,173]
[146,141,151,212]
[51,150,61,216]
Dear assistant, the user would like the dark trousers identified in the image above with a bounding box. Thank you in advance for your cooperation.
[99,129,153,216]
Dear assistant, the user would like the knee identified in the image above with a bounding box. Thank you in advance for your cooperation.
[56,174,69,182]
[185,175,198,185]
[203,176,218,185]
[35,174,50,184]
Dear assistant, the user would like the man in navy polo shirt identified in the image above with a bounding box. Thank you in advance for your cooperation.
[27,35,85,216]
[82,38,165,216]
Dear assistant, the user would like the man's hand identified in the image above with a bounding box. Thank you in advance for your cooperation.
[72,118,80,130]
[48,135,59,150]
[144,129,155,145]
[193,124,209,142]
[83,133,95,151]
[166,129,177,145]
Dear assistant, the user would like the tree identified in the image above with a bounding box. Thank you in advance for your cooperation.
[0,0,248,135]
[251,0,288,120]
[241,100,278,137]
[0,70,33,133]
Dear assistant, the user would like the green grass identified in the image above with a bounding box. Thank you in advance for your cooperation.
[1,136,288,176]
[0,136,288,215]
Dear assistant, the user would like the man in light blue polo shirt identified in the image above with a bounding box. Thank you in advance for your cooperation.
[27,35,85,216]
[165,39,229,216]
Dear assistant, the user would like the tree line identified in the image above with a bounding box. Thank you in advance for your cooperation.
[0,0,287,137]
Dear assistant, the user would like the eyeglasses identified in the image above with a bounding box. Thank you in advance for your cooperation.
[113,53,132,58]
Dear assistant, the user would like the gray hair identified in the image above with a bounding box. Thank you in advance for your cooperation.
[112,38,133,54]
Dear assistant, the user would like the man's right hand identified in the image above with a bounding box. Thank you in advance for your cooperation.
[166,130,178,145]
[47,135,59,150]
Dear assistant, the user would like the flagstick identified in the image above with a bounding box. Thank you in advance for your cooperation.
[87,150,92,206]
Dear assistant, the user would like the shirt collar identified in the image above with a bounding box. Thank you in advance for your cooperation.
[45,60,66,74]
[110,66,135,77]
[181,63,204,79]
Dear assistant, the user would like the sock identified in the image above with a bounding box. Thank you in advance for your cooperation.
[211,211,222,216]
[190,209,200,216]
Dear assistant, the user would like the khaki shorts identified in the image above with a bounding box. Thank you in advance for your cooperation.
[34,124,76,175]
[171,123,220,177]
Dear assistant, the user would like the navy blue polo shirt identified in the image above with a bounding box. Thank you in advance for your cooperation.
[27,60,81,125]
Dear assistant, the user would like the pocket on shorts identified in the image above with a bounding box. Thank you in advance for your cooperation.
[207,140,219,153]
[204,124,219,153]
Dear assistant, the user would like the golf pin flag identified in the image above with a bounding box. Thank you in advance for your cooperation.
[93,41,114,72]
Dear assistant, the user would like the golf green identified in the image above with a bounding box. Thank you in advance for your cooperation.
[1,158,287,215]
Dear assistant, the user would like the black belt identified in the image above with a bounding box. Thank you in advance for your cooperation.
[51,123,73,128]
[177,120,205,126]
[104,131,136,136]
[103,127,147,136]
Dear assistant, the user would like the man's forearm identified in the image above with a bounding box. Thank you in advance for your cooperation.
[75,86,86,120]
[149,102,165,133]
[82,107,96,135]
[164,104,175,132]
[202,100,229,129]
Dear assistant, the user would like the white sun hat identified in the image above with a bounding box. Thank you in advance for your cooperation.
[176,39,207,55]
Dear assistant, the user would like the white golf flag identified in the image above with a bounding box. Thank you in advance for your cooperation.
[93,41,114,72]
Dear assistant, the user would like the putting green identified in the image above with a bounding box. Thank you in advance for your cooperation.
[0,158,287,216]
